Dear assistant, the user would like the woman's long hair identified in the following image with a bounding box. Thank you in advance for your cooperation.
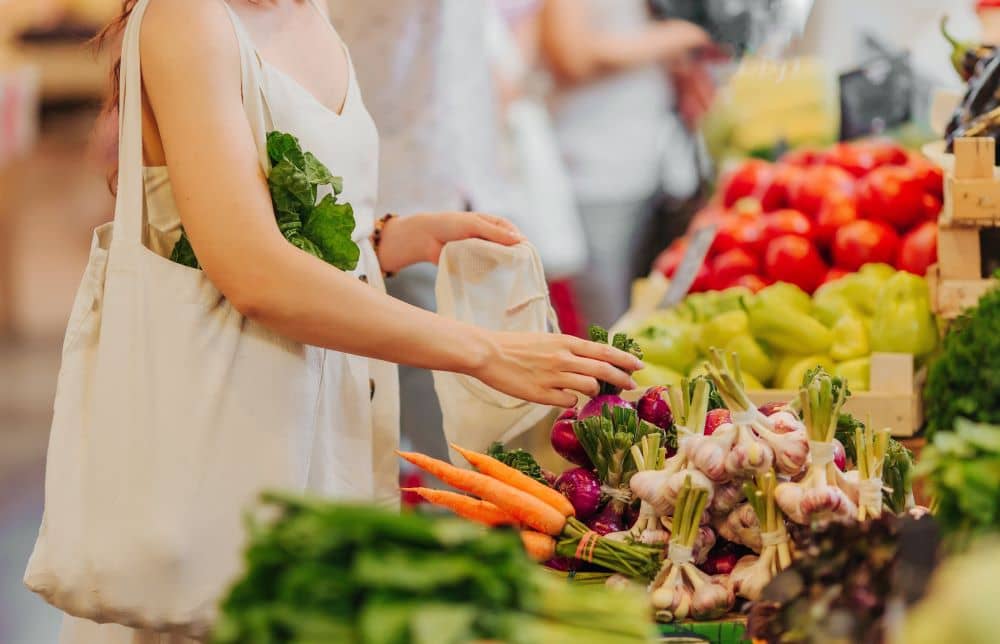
[95,1,137,116]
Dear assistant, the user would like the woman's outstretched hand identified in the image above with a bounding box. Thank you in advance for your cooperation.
[376,212,525,274]
[465,331,644,408]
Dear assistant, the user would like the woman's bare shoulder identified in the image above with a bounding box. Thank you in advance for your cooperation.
[140,0,239,78]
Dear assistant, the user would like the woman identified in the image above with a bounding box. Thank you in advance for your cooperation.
[540,0,716,327]
[41,1,641,641]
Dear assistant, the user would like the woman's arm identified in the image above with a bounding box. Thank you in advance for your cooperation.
[539,0,711,85]
[140,0,638,407]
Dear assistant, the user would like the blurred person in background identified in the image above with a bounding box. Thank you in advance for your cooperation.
[540,0,718,328]
[485,0,588,338]
[328,1,518,462]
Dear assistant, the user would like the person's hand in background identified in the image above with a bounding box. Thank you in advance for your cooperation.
[671,60,717,130]
[375,212,525,274]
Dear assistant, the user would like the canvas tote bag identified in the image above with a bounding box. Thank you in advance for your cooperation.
[23,1,322,637]
[432,239,560,464]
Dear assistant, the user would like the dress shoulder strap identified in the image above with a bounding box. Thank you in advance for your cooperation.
[110,0,272,249]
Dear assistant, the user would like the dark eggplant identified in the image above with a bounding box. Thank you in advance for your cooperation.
[941,16,996,82]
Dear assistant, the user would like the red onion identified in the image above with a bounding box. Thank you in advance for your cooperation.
[585,502,626,535]
[554,467,602,519]
[578,394,633,421]
[704,409,732,436]
[832,438,847,471]
[636,385,673,429]
[703,550,739,576]
[550,408,591,467]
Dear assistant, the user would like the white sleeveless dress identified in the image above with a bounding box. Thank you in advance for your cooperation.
[58,2,399,642]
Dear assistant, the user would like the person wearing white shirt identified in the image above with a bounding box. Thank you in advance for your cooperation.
[328,1,511,461]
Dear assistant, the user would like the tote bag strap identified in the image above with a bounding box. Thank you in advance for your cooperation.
[112,0,271,249]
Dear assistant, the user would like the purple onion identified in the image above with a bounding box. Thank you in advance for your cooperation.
[550,409,592,467]
[636,385,673,429]
[703,550,739,576]
[585,502,626,535]
[554,467,602,519]
[543,557,573,572]
[578,394,633,421]
[832,438,847,471]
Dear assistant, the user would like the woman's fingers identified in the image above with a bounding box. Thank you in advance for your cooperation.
[468,213,524,245]
[565,354,636,392]
[554,373,601,398]
[570,337,644,373]
[537,388,580,408]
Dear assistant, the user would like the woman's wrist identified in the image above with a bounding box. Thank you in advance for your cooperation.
[373,214,418,275]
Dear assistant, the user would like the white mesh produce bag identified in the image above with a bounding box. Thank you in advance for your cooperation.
[433,239,560,464]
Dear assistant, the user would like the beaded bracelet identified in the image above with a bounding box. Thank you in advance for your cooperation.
[372,213,397,278]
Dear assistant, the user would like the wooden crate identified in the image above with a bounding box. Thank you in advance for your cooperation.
[930,137,999,319]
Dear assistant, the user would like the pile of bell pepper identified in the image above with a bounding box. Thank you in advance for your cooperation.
[655,139,943,295]
[627,265,937,392]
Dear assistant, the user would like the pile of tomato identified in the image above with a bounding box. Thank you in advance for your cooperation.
[655,139,942,294]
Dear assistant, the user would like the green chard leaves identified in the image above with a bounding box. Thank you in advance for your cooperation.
[170,131,359,271]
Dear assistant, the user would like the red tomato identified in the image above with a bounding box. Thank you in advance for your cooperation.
[896,221,938,276]
[400,472,426,506]
[732,197,764,219]
[862,139,909,167]
[920,193,943,222]
[764,235,828,293]
[779,147,823,167]
[832,220,901,271]
[822,267,850,284]
[789,165,855,216]
[823,142,879,178]
[759,164,802,211]
[907,152,945,198]
[857,165,925,231]
[709,247,761,289]
[761,209,814,244]
[721,160,773,207]
[711,214,766,258]
[654,238,687,277]
[813,194,859,248]
[729,273,770,293]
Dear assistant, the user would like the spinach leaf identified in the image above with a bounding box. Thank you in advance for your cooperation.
[170,130,359,273]
[487,442,548,486]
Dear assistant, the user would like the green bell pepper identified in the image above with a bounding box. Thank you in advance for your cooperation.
[756,282,812,314]
[817,264,894,317]
[829,311,870,362]
[746,296,833,355]
[778,355,836,390]
[811,291,859,328]
[699,310,750,355]
[724,334,776,385]
[634,363,684,388]
[834,357,870,391]
[634,323,700,374]
[870,272,938,357]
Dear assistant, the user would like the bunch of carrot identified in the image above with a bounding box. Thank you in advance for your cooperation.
[398,445,662,580]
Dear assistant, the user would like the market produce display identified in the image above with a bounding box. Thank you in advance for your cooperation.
[942,18,1000,161]
[746,514,935,643]
[924,278,1000,436]
[656,139,943,294]
[915,419,1000,548]
[172,131,359,270]
[212,492,658,643]
[402,322,921,630]
[626,268,936,391]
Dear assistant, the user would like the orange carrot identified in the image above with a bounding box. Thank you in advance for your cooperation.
[520,530,556,562]
[451,444,576,517]
[401,487,516,527]
[397,451,566,536]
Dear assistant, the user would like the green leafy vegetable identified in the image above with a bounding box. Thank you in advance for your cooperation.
[171,131,359,271]
[213,492,657,644]
[834,413,913,515]
[588,325,643,396]
[924,277,1000,437]
[915,418,1000,548]
[487,442,548,486]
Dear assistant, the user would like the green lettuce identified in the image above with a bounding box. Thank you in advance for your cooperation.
[170,131,358,271]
